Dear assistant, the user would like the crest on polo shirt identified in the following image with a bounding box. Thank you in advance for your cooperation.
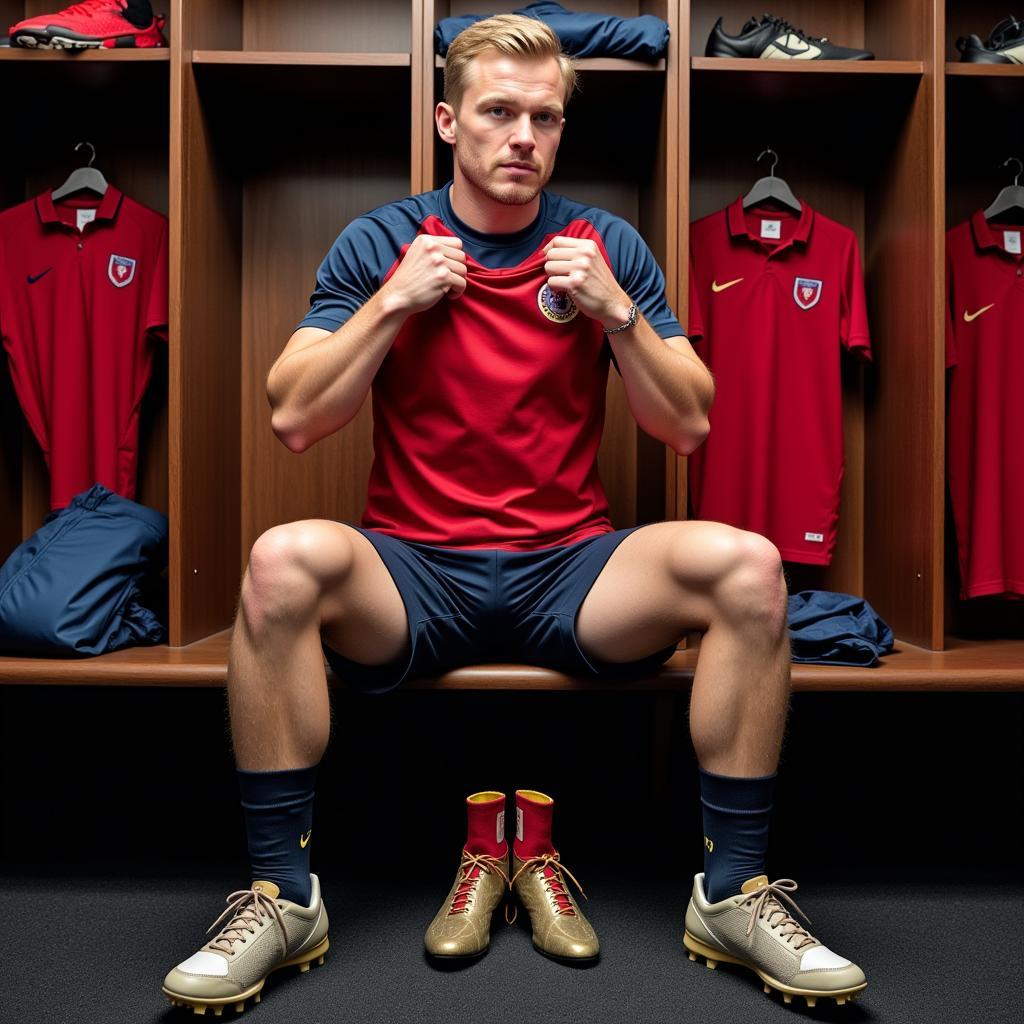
[793,277,822,310]
[537,283,579,323]
[108,254,137,288]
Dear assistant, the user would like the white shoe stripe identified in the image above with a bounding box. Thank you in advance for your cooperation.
[177,951,229,977]
[800,944,852,970]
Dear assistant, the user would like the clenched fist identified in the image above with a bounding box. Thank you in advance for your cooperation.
[382,233,468,316]
[543,236,632,330]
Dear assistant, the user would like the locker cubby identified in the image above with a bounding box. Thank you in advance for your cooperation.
[182,0,413,55]
[690,0,930,62]
[943,51,1024,641]
[0,53,170,573]
[173,60,412,643]
[944,1,1022,63]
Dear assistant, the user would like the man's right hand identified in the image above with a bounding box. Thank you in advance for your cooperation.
[382,234,468,316]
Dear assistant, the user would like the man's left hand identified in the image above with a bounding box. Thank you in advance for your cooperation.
[543,236,633,331]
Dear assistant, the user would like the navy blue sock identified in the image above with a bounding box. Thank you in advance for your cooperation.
[237,764,318,906]
[699,767,777,903]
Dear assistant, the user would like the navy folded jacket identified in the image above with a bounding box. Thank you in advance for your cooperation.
[787,590,894,667]
[435,1,670,61]
[0,483,167,657]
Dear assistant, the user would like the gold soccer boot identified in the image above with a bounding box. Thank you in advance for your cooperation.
[510,789,599,962]
[424,791,511,958]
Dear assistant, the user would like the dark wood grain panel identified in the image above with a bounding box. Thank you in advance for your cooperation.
[223,65,410,557]
[863,75,943,648]
[243,0,411,53]
[169,52,242,643]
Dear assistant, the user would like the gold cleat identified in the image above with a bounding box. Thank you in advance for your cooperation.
[425,850,511,958]
[511,852,600,961]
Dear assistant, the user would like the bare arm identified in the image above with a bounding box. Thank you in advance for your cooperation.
[267,234,467,452]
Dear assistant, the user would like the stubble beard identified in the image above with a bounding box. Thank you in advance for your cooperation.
[458,150,554,207]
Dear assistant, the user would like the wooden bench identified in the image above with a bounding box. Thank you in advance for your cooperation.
[1,629,1022,690]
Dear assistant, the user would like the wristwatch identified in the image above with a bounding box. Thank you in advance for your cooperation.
[603,303,638,335]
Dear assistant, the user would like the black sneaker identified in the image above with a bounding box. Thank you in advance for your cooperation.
[956,16,1024,64]
[705,13,874,61]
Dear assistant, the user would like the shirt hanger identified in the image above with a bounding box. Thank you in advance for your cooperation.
[742,146,802,214]
[983,156,1024,222]
[51,141,108,201]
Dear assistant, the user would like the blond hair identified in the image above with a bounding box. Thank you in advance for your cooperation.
[444,13,577,113]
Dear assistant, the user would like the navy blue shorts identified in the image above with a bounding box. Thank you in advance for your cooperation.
[322,524,677,694]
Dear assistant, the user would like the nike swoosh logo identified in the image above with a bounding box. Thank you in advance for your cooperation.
[299,830,312,849]
[963,304,994,322]
[764,35,822,59]
[712,278,744,293]
[27,268,53,285]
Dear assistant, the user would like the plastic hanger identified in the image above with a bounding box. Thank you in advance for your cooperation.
[742,147,802,213]
[983,156,1024,221]
[51,141,108,201]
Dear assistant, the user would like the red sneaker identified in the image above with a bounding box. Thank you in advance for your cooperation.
[9,1,167,50]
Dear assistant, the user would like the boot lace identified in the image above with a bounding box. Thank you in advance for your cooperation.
[204,887,288,956]
[510,852,587,922]
[989,16,1024,49]
[741,877,817,951]
[763,15,828,44]
[448,850,511,916]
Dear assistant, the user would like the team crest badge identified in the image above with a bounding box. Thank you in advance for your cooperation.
[108,254,137,288]
[793,277,822,310]
[537,283,578,323]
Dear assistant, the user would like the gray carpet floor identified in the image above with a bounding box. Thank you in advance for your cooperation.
[2,870,1021,1024]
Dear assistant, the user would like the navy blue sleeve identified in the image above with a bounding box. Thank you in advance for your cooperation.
[297,212,417,333]
[599,215,685,340]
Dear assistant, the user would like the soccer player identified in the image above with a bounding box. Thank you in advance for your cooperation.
[162,14,865,1013]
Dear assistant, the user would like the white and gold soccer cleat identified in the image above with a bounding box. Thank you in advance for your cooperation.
[684,873,866,1009]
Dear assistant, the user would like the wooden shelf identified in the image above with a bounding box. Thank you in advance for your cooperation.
[0,47,168,61]
[691,57,923,74]
[434,54,665,71]
[945,62,1024,76]
[192,50,410,67]
[1,630,1021,691]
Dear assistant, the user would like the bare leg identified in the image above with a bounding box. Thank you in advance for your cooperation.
[574,521,790,776]
[227,521,410,770]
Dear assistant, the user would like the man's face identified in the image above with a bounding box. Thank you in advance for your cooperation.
[442,51,566,207]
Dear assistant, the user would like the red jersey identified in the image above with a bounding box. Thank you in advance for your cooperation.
[687,198,871,564]
[0,187,168,510]
[298,185,684,550]
[945,211,1024,599]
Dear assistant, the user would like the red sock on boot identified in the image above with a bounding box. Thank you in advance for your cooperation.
[514,789,574,913]
[464,791,507,858]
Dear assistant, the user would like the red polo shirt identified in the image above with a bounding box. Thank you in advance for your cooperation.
[688,198,871,565]
[0,187,168,510]
[945,210,1024,599]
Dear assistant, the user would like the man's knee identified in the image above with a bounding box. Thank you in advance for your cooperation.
[672,525,786,634]
[241,522,356,635]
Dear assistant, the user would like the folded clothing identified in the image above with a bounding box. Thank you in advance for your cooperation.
[0,483,167,656]
[435,1,670,62]
[787,590,894,667]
